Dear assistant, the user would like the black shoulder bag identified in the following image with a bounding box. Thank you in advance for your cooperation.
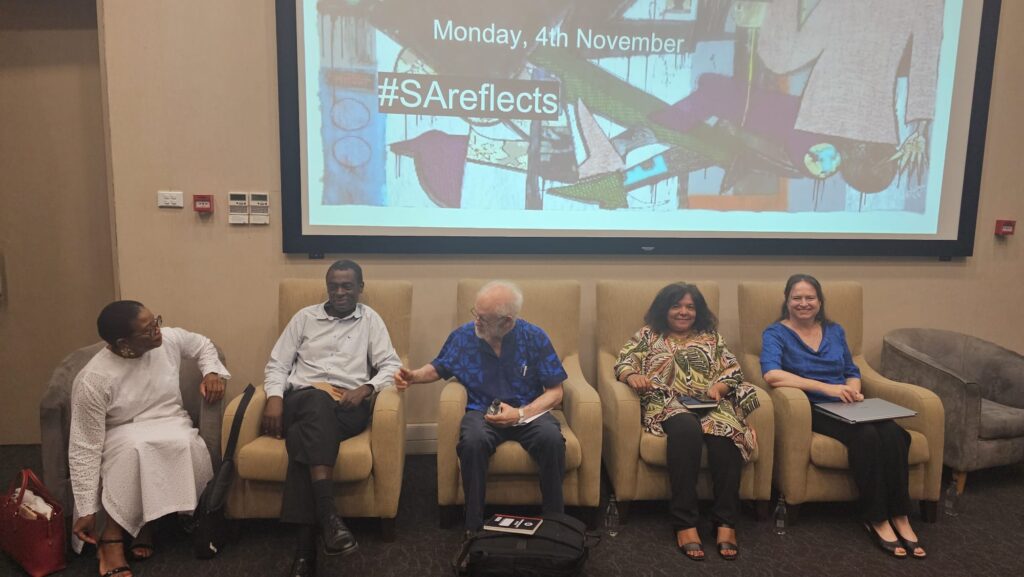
[192,383,255,559]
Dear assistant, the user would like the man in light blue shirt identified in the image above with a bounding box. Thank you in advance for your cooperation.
[261,259,400,576]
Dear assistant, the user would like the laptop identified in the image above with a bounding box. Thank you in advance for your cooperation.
[813,398,917,424]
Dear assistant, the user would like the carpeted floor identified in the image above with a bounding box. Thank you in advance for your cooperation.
[2,445,1022,577]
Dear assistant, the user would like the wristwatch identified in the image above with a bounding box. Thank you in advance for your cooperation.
[517,407,525,424]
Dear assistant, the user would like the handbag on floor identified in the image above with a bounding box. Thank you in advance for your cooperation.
[0,468,67,577]
[192,383,255,559]
[453,513,599,577]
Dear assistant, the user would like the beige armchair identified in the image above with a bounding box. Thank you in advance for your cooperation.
[596,281,774,521]
[737,281,943,522]
[437,280,602,527]
[222,279,411,540]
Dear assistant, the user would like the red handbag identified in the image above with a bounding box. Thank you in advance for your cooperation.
[0,469,67,577]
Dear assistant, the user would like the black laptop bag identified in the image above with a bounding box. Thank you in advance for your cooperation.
[453,513,599,577]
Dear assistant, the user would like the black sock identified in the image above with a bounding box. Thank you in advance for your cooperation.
[297,524,316,556]
[312,479,337,527]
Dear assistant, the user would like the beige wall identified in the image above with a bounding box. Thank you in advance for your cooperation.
[0,1,115,443]
[84,0,1024,434]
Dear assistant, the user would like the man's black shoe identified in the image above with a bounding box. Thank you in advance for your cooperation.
[320,513,359,556]
[288,554,316,577]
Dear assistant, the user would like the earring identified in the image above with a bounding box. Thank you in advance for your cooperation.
[120,347,135,358]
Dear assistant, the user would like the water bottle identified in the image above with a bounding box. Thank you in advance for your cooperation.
[773,494,787,535]
[944,478,959,517]
[604,494,620,537]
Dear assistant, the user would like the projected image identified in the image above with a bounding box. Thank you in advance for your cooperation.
[300,0,962,236]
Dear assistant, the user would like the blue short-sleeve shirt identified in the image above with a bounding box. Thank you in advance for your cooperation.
[431,320,568,412]
[759,322,861,403]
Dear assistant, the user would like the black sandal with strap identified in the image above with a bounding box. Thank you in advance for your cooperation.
[97,539,132,577]
[715,522,739,561]
[864,522,907,559]
[890,521,927,559]
[678,541,705,561]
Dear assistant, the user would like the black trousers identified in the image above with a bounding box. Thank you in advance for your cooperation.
[663,413,743,530]
[458,411,566,530]
[811,411,912,523]
[280,387,371,525]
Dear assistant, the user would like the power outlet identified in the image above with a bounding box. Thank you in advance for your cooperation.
[157,190,185,208]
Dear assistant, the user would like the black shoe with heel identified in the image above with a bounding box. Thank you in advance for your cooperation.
[889,520,927,559]
[864,522,907,559]
[714,522,739,561]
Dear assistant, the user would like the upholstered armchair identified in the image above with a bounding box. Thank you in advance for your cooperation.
[596,281,774,521]
[40,341,225,517]
[882,328,1024,494]
[737,282,943,522]
[222,279,410,540]
[436,280,602,527]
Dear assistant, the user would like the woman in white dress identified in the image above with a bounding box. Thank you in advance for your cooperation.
[69,301,228,577]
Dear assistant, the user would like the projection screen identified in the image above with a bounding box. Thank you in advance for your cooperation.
[277,0,1001,256]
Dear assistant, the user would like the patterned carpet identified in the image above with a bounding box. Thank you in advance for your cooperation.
[2,445,1022,577]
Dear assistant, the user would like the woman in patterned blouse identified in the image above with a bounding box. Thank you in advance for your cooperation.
[615,283,759,561]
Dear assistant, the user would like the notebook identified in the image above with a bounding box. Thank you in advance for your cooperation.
[814,398,917,424]
[483,514,544,535]
[679,395,718,410]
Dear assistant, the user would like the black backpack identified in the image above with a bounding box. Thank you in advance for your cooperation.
[191,383,255,559]
[453,513,600,577]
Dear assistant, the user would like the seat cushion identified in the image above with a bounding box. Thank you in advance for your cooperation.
[462,411,582,475]
[236,428,373,483]
[639,431,759,467]
[979,399,1024,440]
[810,429,929,469]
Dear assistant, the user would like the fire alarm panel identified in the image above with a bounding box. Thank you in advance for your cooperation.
[193,194,214,214]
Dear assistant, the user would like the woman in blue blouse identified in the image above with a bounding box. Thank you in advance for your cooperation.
[760,274,926,559]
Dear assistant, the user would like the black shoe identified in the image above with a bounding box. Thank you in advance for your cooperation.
[288,553,316,577]
[320,513,358,556]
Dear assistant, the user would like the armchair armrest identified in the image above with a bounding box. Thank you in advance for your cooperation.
[199,397,226,470]
[596,351,641,501]
[745,384,775,500]
[223,385,268,458]
[859,359,944,500]
[437,380,467,505]
[561,354,601,507]
[770,386,813,504]
[370,386,405,518]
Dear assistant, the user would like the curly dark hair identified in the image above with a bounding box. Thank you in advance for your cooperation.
[777,273,832,325]
[644,283,717,335]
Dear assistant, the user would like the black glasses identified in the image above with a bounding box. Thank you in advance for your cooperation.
[131,315,163,338]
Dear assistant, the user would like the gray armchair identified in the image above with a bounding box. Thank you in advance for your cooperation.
[39,341,226,517]
[881,329,1024,493]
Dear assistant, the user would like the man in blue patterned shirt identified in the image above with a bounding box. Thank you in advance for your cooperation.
[396,280,568,531]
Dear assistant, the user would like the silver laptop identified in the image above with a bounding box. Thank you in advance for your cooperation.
[814,398,917,424]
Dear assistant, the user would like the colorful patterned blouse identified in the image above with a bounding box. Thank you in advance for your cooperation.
[614,327,760,461]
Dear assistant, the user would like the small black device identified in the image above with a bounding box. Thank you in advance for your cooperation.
[487,399,502,416]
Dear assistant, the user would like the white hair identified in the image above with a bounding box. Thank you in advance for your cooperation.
[477,280,523,318]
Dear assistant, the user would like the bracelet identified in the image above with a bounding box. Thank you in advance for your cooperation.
[517,407,525,424]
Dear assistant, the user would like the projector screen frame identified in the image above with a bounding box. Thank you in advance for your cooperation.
[277,0,1001,257]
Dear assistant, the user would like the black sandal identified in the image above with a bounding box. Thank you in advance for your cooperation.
[127,527,154,562]
[715,523,739,561]
[864,522,907,559]
[890,521,927,559]
[97,539,132,577]
[678,541,705,561]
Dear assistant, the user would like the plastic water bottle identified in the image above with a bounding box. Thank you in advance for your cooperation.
[773,495,787,535]
[944,479,959,517]
[604,494,620,537]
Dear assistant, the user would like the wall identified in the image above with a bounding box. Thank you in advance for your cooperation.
[83,0,1024,437]
[0,0,115,444]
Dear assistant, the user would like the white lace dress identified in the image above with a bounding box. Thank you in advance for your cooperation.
[68,327,229,539]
